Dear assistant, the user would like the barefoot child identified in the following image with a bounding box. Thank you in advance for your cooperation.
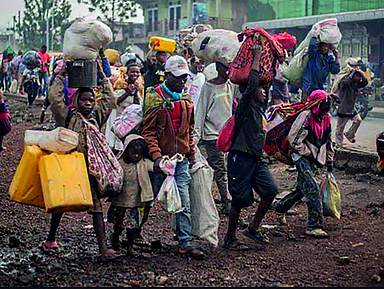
[41,61,121,259]
[107,134,154,251]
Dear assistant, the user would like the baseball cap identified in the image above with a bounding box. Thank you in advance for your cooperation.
[165,55,191,77]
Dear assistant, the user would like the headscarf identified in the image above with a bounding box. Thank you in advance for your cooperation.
[306,90,331,139]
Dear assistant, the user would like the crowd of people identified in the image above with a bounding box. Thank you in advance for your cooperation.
[1,23,383,262]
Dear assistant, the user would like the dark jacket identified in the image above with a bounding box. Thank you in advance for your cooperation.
[231,70,266,158]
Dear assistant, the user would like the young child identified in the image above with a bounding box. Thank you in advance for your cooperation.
[41,60,120,260]
[0,89,11,152]
[107,134,154,252]
[224,68,279,250]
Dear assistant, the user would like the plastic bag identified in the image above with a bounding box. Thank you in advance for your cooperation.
[217,115,235,152]
[320,173,341,219]
[112,104,143,139]
[282,48,309,88]
[157,154,183,214]
[24,127,79,152]
[191,29,240,67]
[190,146,219,246]
[10,79,18,94]
[63,18,113,61]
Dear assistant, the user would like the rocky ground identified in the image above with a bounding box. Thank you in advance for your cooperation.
[1,99,384,287]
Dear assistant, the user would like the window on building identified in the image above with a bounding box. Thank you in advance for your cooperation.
[147,4,158,32]
[193,0,208,24]
[169,1,181,31]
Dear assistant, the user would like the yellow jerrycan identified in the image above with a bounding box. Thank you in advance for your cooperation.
[39,151,93,213]
[148,36,176,53]
[9,145,47,208]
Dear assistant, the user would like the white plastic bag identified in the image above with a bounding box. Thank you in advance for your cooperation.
[157,154,183,214]
[10,79,18,94]
[191,29,240,67]
[189,146,219,246]
[24,127,79,152]
[63,18,113,61]
[112,104,143,139]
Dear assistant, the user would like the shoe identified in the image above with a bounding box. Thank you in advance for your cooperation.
[305,228,329,238]
[344,133,356,143]
[286,165,296,172]
[243,227,269,244]
[277,213,287,225]
[177,245,205,259]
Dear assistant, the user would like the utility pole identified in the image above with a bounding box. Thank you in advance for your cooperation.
[51,12,54,50]
[47,9,50,49]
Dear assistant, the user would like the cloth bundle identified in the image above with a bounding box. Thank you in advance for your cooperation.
[82,117,123,197]
[229,28,284,85]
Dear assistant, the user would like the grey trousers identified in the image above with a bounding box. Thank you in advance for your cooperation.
[335,114,362,147]
[203,139,230,203]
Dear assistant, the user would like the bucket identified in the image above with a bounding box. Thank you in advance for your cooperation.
[67,59,97,88]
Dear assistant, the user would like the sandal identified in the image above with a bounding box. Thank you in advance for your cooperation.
[305,228,329,239]
[177,245,205,259]
[243,227,270,244]
[40,241,60,253]
[133,236,150,247]
[222,238,249,251]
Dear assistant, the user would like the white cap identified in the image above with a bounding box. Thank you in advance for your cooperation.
[165,55,191,77]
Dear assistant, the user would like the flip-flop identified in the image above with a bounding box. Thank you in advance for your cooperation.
[133,237,150,247]
[222,238,249,251]
[243,228,270,244]
[40,241,60,253]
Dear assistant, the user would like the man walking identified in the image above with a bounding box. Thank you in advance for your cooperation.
[141,55,204,259]
[194,61,241,214]
[38,45,51,98]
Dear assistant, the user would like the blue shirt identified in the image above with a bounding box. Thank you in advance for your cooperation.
[302,37,340,93]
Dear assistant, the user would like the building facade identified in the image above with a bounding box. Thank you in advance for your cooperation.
[130,0,247,51]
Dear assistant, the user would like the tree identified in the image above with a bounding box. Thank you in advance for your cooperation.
[14,0,72,50]
[78,0,139,42]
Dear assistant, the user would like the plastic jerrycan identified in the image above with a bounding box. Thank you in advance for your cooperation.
[39,151,93,213]
[148,36,176,53]
[9,145,47,208]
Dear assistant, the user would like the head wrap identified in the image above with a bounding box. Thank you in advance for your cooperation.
[306,90,331,139]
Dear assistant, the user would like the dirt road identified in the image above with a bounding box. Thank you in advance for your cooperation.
[1,100,384,287]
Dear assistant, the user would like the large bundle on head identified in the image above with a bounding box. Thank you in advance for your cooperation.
[191,29,240,67]
[104,49,121,66]
[176,24,213,56]
[22,51,42,69]
[282,18,342,88]
[63,18,113,61]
